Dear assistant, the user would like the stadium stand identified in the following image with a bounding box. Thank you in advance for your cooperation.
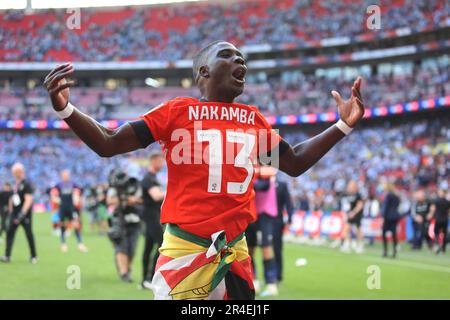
[1,54,449,119]
[0,115,448,208]
[0,0,448,62]
[0,0,449,214]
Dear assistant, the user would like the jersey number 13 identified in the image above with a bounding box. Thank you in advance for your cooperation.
[197,130,255,195]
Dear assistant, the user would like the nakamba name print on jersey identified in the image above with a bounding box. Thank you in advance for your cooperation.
[188,105,256,125]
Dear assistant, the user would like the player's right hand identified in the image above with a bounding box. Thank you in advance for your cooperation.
[43,63,75,111]
[332,76,364,128]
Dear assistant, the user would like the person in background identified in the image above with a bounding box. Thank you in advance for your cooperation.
[381,183,401,258]
[274,176,294,285]
[52,170,88,253]
[85,186,100,233]
[96,183,109,234]
[48,186,61,236]
[428,188,450,255]
[107,172,143,283]
[247,165,279,297]
[297,191,310,212]
[140,151,166,290]
[0,182,13,240]
[410,189,432,250]
[0,163,37,264]
[340,181,365,253]
[363,188,380,246]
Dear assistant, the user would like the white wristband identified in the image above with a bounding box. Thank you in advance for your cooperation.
[335,119,354,135]
[55,102,75,119]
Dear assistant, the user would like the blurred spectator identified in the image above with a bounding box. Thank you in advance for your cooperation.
[0,112,448,229]
[381,183,401,258]
[0,0,448,62]
[1,53,449,119]
[0,182,13,238]
[429,188,450,254]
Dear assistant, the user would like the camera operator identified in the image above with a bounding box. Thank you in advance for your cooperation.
[106,170,143,283]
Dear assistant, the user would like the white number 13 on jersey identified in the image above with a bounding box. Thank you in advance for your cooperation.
[197,130,256,194]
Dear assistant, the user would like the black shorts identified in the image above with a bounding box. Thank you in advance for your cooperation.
[383,220,398,233]
[143,213,164,244]
[348,213,362,227]
[113,223,141,257]
[245,213,275,248]
[434,220,448,234]
[246,221,258,248]
[59,207,75,222]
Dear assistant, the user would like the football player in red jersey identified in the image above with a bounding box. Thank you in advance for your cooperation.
[44,41,364,300]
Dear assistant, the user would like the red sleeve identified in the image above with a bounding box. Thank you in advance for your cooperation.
[139,101,172,142]
[255,110,282,157]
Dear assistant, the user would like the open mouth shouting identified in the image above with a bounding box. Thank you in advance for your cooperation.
[232,65,247,85]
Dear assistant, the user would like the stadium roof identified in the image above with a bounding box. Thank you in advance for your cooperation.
[0,0,204,10]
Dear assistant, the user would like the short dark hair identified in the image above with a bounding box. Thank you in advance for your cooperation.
[192,40,224,84]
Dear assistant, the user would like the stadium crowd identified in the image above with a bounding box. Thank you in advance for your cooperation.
[0,116,448,212]
[0,0,448,62]
[1,54,449,119]
[0,131,162,204]
[241,57,450,115]
[281,116,450,212]
[1,0,449,302]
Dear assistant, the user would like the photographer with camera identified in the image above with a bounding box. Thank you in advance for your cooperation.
[106,169,143,283]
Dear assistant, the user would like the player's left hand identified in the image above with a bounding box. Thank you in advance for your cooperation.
[332,77,365,128]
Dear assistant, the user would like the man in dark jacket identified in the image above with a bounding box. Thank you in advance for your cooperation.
[381,183,400,258]
[0,163,37,264]
[410,189,432,250]
[0,182,13,239]
[274,179,294,284]
[140,152,165,289]
[429,189,450,254]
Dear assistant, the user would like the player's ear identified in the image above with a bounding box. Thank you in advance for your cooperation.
[199,66,209,79]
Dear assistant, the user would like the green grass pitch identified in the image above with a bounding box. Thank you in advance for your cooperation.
[0,213,449,299]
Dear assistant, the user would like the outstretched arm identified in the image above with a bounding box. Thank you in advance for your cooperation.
[278,77,365,177]
[43,63,146,157]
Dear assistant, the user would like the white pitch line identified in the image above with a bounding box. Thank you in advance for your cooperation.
[293,244,450,273]
[362,251,450,267]
[359,257,450,274]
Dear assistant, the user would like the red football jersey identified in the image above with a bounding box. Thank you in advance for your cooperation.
[140,97,282,240]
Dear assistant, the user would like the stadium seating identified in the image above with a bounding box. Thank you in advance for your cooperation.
[1,58,449,119]
[282,116,449,210]
[0,0,448,62]
[0,117,448,208]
